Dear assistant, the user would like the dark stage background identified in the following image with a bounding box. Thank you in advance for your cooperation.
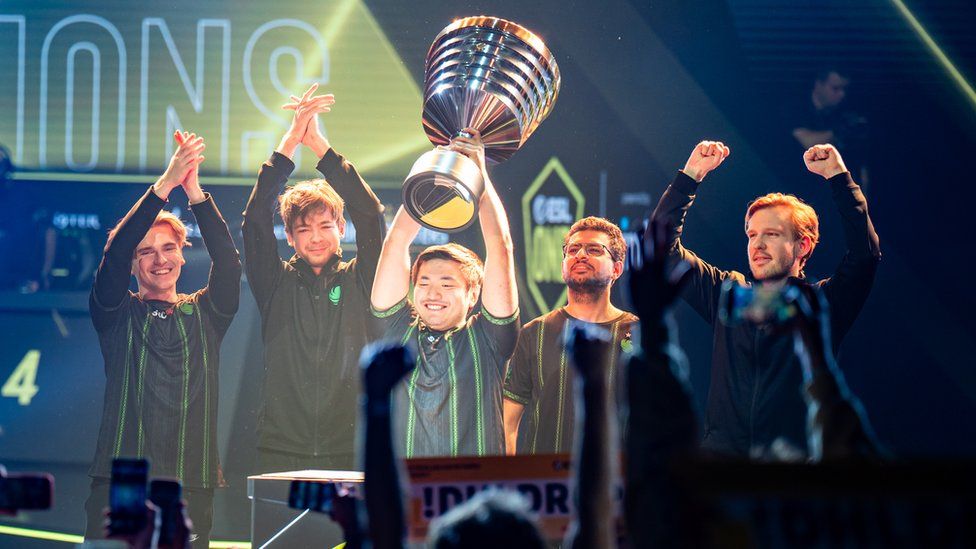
[1,0,974,545]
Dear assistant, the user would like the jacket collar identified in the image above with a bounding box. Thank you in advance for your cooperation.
[288,253,341,281]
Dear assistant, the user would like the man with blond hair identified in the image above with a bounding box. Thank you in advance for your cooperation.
[243,84,385,471]
[370,130,519,457]
[649,141,880,458]
[503,216,638,455]
[86,132,241,547]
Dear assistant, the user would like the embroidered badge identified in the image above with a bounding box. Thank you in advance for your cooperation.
[329,285,342,305]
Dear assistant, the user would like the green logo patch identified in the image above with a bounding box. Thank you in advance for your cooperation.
[179,303,194,315]
[621,338,633,354]
[329,285,342,305]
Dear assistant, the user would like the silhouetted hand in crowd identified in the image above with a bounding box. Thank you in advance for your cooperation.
[330,486,365,549]
[361,341,415,549]
[625,218,701,548]
[787,282,887,461]
[563,323,615,549]
[104,499,192,549]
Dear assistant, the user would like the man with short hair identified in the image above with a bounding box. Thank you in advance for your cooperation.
[370,130,519,458]
[649,140,880,458]
[242,84,385,471]
[86,132,241,548]
[792,68,869,182]
[503,216,638,455]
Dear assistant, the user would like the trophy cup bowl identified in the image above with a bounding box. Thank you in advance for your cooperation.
[402,16,561,232]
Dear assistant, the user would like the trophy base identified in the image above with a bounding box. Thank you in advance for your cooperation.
[402,149,485,233]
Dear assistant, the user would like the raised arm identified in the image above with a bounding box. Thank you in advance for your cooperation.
[563,324,615,549]
[177,132,242,317]
[370,206,420,312]
[286,86,387,291]
[241,86,327,310]
[449,130,518,318]
[803,144,881,343]
[649,140,742,322]
[624,219,700,548]
[361,341,415,549]
[789,283,886,461]
[91,134,201,313]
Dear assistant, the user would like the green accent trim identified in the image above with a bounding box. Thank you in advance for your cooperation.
[503,389,529,405]
[0,524,83,543]
[0,524,251,547]
[531,321,545,454]
[482,307,519,325]
[198,309,210,487]
[174,314,191,480]
[554,342,568,452]
[607,319,621,388]
[113,319,134,457]
[404,357,421,458]
[521,157,586,313]
[467,328,485,456]
[372,297,408,318]
[402,325,418,458]
[446,338,459,457]
[136,311,152,455]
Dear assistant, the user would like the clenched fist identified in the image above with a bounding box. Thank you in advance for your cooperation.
[803,144,848,180]
[682,140,730,183]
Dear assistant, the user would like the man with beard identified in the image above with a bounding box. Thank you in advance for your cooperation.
[503,217,637,455]
[649,140,880,458]
[370,130,519,457]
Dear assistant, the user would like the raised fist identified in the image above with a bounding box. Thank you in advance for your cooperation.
[803,144,848,180]
[629,218,691,326]
[361,341,416,402]
[682,140,730,182]
[566,322,612,388]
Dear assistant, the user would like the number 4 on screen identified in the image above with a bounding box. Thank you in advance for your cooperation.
[2,350,40,406]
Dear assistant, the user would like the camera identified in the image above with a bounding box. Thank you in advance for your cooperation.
[718,280,802,327]
[0,465,53,514]
[108,458,149,536]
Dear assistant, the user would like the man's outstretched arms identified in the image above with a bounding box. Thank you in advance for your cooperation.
[92,133,204,314]
[649,141,742,322]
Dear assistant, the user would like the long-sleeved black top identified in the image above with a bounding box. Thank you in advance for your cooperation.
[651,171,880,457]
[242,150,384,466]
[89,188,242,488]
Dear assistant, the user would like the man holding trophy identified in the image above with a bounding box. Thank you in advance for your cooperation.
[369,16,561,456]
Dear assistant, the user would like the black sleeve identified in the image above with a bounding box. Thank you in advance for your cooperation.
[503,322,535,405]
[649,172,746,323]
[191,194,242,322]
[475,308,520,369]
[371,297,417,343]
[242,152,294,312]
[316,149,386,297]
[820,172,881,347]
[90,187,166,330]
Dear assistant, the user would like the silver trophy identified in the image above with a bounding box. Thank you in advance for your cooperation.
[402,16,561,232]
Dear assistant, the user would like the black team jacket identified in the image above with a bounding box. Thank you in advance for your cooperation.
[650,170,880,457]
[89,189,241,488]
[242,150,384,467]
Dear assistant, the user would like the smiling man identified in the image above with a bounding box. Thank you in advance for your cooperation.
[649,141,881,458]
[370,130,519,458]
[503,216,638,455]
[86,132,241,548]
[242,85,385,472]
